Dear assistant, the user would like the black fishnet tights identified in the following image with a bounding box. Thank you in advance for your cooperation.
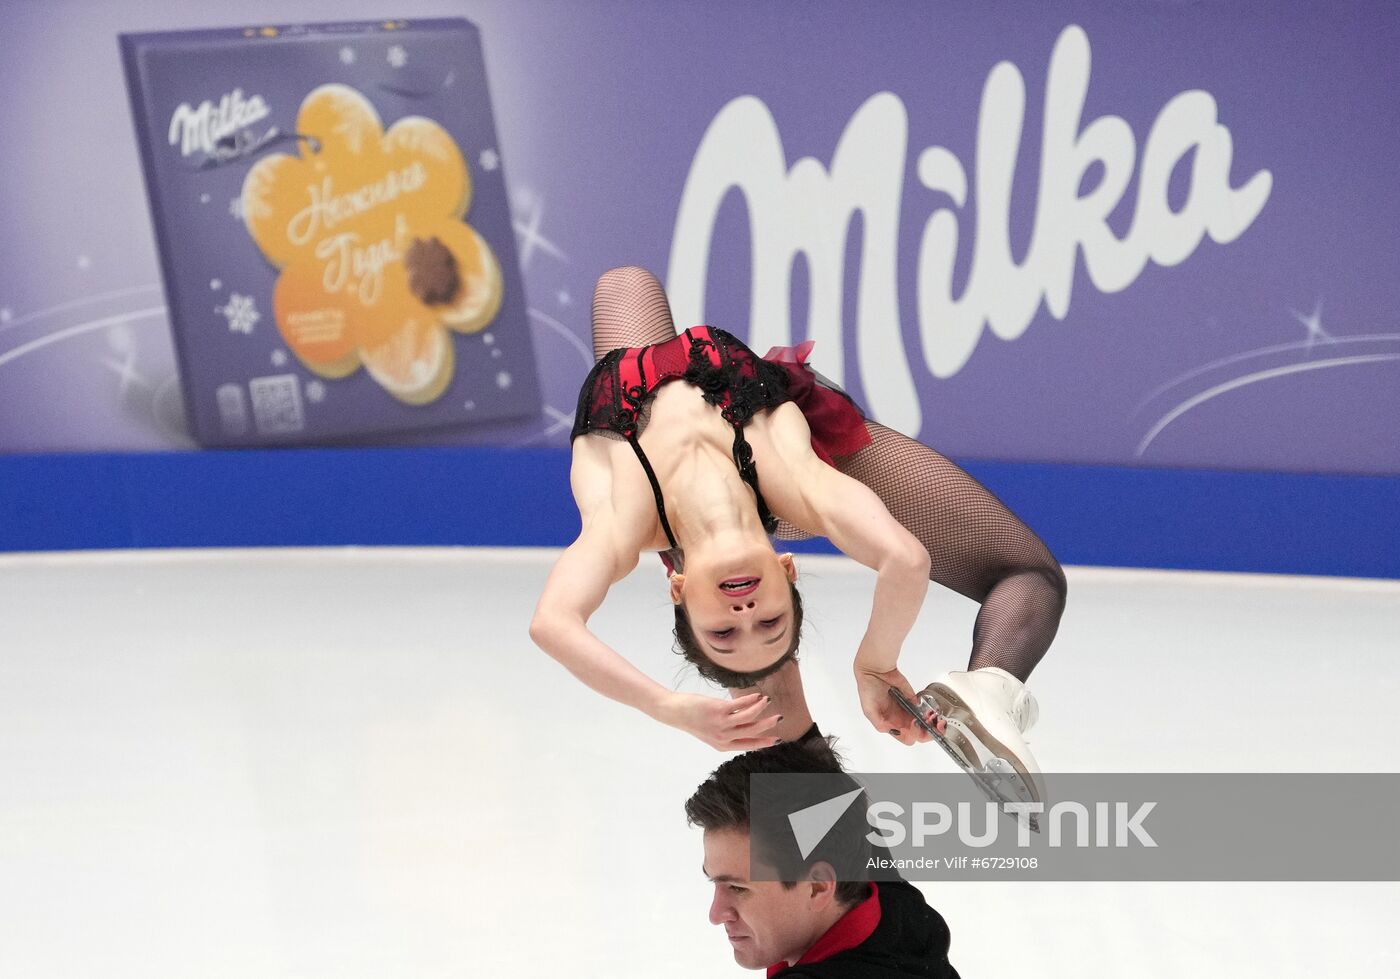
[829,424,1064,680]
[589,267,1065,682]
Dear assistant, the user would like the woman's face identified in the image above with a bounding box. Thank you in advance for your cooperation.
[670,549,798,674]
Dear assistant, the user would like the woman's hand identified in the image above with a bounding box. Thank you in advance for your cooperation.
[854,664,943,746]
[657,691,785,752]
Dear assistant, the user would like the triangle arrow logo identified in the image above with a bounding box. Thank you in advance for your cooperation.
[787,787,865,859]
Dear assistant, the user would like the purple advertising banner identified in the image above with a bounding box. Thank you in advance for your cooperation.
[1,0,1397,475]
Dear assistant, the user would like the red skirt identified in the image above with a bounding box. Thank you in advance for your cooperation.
[762,340,872,465]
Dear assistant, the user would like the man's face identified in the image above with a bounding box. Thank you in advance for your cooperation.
[702,827,827,970]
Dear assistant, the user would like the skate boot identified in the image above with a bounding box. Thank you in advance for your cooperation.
[892,667,1046,830]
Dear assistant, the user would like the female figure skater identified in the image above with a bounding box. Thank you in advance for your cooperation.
[530,268,1065,801]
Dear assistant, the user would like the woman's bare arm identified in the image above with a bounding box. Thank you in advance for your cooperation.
[765,429,934,742]
[756,411,932,675]
[801,460,930,671]
[529,518,667,714]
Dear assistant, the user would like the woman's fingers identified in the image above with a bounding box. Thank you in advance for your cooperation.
[728,691,766,713]
[725,693,772,726]
[719,694,782,749]
[875,700,920,746]
[890,675,919,702]
[890,721,919,746]
[731,712,783,737]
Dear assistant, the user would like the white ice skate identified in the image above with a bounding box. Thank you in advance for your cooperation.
[891,667,1046,832]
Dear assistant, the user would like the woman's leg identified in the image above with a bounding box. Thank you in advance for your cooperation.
[590,266,678,358]
[836,423,1067,681]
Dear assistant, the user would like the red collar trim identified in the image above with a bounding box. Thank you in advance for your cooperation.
[766,882,881,977]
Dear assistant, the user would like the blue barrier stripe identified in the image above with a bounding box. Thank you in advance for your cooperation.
[0,448,1395,579]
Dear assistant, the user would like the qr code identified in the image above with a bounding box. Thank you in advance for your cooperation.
[249,374,306,435]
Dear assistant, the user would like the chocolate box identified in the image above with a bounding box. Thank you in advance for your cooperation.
[121,19,540,446]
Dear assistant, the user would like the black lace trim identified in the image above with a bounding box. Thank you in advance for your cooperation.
[681,329,791,426]
[571,347,643,441]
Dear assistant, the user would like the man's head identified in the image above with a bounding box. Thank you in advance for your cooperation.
[670,549,803,688]
[685,737,870,970]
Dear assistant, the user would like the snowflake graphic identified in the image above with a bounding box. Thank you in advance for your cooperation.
[1290,300,1333,352]
[271,349,288,367]
[557,289,571,306]
[387,44,407,68]
[479,148,499,171]
[228,196,244,221]
[76,255,91,270]
[339,46,356,65]
[101,349,150,398]
[0,308,11,324]
[210,278,222,291]
[199,193,211,204]
[218,293,260,335]
[305,379,326,403]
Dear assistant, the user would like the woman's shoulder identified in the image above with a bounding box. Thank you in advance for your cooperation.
[569,436,664,545]
[569,433,625,505]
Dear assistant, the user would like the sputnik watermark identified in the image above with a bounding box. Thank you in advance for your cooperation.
[787,792,1157,859]
[753,773,1400,881]
[866,800,1158,849]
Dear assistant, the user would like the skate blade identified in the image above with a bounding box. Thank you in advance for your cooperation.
[889,687,1043,834]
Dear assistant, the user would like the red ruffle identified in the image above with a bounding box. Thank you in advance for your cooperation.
[763,342,872,465]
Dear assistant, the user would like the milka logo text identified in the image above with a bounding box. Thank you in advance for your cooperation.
[168,88,271,158]
[668,24,1273,435]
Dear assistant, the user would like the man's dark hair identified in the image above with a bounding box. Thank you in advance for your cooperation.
[673,581,804,688]
[685,735,870,906]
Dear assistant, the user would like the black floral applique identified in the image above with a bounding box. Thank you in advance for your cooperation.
[683,329,791,424]
[682,334,730,403]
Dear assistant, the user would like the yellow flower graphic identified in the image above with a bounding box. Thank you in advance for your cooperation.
[242,84,502,404]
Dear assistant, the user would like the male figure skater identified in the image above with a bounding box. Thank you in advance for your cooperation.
[685,735,960,977]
